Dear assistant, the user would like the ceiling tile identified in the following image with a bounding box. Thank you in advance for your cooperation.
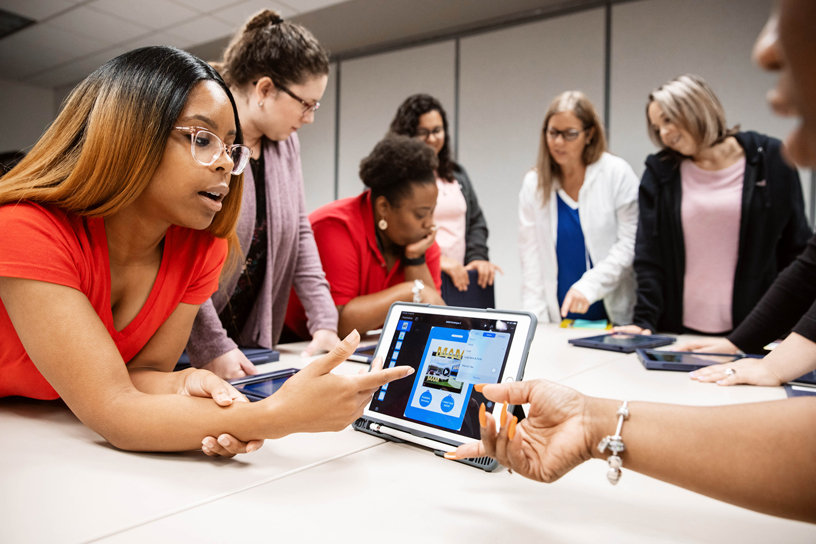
[0,0,75,21]
[169,0,248,15]
[166,14,233,45]
[89,0,198,30]
[213,0,297,29]
[121,31,195,50]
[48,6,151,46]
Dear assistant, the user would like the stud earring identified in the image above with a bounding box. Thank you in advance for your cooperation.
[378,219,388,230]
[258,101,264,107]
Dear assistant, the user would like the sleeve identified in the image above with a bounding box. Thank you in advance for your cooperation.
[426,242,443,291]
[291,175,339,334]
[185,298,238,367]
[0,203,82,290]
[180,237,228,305]
[518,173,550,323]
[768,140,812,271]
[728,233,816,353]
[631,167,665,332]
[572,159,639,304]
[459,168,490,264]
[311,218,362,307]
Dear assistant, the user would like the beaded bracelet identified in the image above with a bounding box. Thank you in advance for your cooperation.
[597,400,629,485]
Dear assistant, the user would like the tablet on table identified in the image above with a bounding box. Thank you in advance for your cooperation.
[568,332,675,353]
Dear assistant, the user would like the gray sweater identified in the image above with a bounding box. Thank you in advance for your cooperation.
[185,134,338,366]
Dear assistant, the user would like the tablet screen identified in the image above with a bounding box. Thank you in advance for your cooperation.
[235,371,296,397]
[646,352,742,364]
[600,333,666,346]
[368,310,518,440]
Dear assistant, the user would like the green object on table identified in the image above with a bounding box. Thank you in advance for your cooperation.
[571,319,610,329]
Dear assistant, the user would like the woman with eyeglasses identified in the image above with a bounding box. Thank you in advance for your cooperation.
[614,75,810,337]
[0,46,412,456]
[389,94,502,293]
[186,10,341,380]
[519,91,640,325]
[286,135,446,338]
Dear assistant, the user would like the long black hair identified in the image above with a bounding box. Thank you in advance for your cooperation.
[389,94,454,181]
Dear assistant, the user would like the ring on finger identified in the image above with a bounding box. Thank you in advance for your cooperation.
[724,368,736,377]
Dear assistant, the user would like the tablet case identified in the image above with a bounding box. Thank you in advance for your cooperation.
[568,333,675,353]
[440,269,495,309]
[354,303,537,472]
[636,350,762,372]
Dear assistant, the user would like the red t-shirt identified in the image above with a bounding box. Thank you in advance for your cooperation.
[0,202,227,400]
[285,191,442,337]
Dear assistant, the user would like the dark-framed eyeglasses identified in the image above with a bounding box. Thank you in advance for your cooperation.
[416,126,444,140]
[173,126,252,175]
[277,82,320,114]
[545,127,586,142]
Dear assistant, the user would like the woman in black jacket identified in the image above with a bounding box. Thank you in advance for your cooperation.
[389,94,502,292]
[618,74,811,335]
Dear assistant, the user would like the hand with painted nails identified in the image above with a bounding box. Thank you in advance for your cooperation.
[689,357,783,387]
[268,329,415,433]
[178,368,265,458]
[450,380,591,482]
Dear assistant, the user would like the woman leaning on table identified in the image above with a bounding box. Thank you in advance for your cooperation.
[0,46,412,458]
[186,10,341,380]
[519,91,640,325]
[285,135,445,339]
[616,74,810,337]
[450,1,816,524]
[389,94,502,292]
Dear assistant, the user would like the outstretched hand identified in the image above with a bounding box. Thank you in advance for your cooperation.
[450,380,593,482]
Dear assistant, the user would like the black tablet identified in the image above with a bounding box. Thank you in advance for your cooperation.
[568,332,675,353]
[347,344,377,364]
[228,368,299,402]
[636,349,761,372]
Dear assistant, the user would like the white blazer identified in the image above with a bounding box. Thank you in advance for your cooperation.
[518,152,640,324]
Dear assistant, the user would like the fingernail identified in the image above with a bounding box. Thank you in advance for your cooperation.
[500,402,508,426]
[202,445,211,454]
[246,444,256,453]
[444,452,458,460]
[474,384,486,393]
[479,403,486,427]
[508,416,518,440]
[217,393,230,403]
[716,380,724,385]
[688,371,696,378]
[218,436,230,447]
[405,367,415,376]
[345,329,360,342]
[204,438,215,448]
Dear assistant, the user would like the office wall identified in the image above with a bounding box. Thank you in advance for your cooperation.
[299,63,338,214]
[459,8,606,310]
[337,41,456,199]
[0,79,55,154]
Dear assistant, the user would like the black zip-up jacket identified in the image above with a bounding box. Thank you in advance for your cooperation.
[632,131,811,333]
[452,163,490,264]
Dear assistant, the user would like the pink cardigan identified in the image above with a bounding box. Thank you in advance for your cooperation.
[185,133,338,366]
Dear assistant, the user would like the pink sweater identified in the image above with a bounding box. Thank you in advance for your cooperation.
[680,157,746,333]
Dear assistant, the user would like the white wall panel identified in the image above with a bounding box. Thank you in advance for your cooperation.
[458,9,607,311]
[299,63,338,213]
[337,41,456,199]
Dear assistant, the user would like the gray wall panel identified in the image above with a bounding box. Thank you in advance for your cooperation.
[298,63,338,214]
[458,8,607,311]
[337,41,456,199]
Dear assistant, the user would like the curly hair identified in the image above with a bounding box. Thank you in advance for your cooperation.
[214,10,329,89]
[359,135,438,205]
[388,94,454,181]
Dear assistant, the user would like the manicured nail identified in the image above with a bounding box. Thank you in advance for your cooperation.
[444,452,458,460]
[345,329,360,342]
[688,371,696,378]
[508,416,518,440]
[218,435,230,447]
[246,444,256,453]
[500,402,508,427]
[405,367,415,375]
[217,393,230,403]
[204,438,215,449]
[201,444,211,454]
[474,384,486,393]
[479,403,486,427]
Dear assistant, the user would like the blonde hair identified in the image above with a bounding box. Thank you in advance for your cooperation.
[647,74,738,152]
[535,91,606,205]
[0,47,244,275]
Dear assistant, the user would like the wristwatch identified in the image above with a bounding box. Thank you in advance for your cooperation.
[412,279,424,303]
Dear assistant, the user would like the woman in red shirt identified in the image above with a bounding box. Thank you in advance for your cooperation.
[287,135,445,338]
[0,46,412,457]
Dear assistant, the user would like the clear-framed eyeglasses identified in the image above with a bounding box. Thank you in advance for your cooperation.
[173,126,252,175]
[545,127,586,142]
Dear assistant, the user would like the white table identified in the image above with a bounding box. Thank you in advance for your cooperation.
[1,325,813,543]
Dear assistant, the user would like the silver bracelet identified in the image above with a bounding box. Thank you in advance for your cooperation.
[597,400,629,485]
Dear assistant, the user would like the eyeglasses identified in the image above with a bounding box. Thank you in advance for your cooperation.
[545,127,586,142]
[276,82,320,115]
[173,126,252,175]
[416,126,444,140]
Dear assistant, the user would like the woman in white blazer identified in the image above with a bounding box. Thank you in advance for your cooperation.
[519,91,639,325]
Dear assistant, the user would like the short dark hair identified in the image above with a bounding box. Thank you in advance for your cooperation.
[389,94,454,181]
[359,135,438,206]
[215,10,330,88]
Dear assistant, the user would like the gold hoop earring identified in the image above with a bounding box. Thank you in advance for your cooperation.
[378,219,388,230]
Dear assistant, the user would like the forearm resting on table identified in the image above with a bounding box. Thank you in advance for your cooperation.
[759,332,816,383]
[585,396,816,523]
[337,283,412,337]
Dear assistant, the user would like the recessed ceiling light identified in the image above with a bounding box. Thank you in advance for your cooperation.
[0,8,35,40]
